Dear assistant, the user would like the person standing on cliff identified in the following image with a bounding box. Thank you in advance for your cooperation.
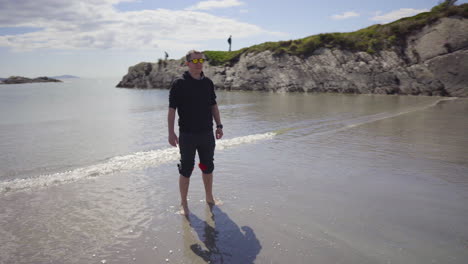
[168,50,223,216]
[227,35,232,51]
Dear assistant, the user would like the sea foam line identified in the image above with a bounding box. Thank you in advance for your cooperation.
[0,132,275,194]
[344,97,459,129]
[272,97,459,138]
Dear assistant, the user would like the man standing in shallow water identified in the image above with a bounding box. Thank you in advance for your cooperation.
[168,50,223,215]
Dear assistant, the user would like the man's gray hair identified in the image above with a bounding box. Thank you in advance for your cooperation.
[186,50,204,61]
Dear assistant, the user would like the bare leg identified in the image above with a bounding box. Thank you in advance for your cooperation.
[179,175,190,215]
[202,173,215,204]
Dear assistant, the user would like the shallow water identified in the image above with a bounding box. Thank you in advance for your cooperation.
[1,79,467,263]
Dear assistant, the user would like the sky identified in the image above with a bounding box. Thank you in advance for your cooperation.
[0,0,466,78]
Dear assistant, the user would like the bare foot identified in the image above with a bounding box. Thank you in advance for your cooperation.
[206,194,215,205]
[206,197,223,206]
[179,203,190,216]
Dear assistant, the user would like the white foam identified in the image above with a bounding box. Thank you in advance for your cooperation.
[0,132,275,193]
[216,132,275,150]
[219,103,254,110]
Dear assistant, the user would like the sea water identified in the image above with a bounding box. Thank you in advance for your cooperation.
[1,78,467,263]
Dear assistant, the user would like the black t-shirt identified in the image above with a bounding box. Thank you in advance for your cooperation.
[169,71,217,133]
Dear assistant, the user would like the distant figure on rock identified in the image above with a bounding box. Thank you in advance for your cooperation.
[227,35,232,52]
[165,51,169,60]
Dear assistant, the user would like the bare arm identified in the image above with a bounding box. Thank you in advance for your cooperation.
[168,107,178,146]
[212,104,223,139]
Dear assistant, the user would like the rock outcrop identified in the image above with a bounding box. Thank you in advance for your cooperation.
[0,76,62,84]
[117,17,468,97]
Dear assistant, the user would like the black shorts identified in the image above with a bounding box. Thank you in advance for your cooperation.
[178,131,216,177]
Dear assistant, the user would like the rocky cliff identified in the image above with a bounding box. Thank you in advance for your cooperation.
[117,16,468,97]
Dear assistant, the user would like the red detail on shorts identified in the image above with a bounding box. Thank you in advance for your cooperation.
[198,163,208,171]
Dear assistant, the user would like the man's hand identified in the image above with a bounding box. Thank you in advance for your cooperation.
[168,132,179,147]
[216,128,223,139]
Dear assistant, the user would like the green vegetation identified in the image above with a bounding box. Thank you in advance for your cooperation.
[203,49,246,66]
[204,2,467,66]
[431,0,458,12]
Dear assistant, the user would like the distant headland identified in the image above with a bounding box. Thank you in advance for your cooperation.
[0,76,62,84]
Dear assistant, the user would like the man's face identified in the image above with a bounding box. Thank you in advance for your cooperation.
[186,53,204,73]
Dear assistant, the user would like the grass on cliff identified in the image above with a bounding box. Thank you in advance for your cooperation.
[204,2,468,66]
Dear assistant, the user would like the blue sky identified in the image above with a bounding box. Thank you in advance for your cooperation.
[0,0,466,78]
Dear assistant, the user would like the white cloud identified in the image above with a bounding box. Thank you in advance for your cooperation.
[186,0,244,11]
[0,0,277,53]
[370,8,429,23]
[331,11,360,20]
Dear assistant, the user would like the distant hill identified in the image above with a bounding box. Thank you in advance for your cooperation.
[51,75,80,79]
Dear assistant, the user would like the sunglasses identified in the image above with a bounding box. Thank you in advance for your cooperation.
[189,58,204,64]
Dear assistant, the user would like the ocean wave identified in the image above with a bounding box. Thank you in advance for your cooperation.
[0,132,275,194]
